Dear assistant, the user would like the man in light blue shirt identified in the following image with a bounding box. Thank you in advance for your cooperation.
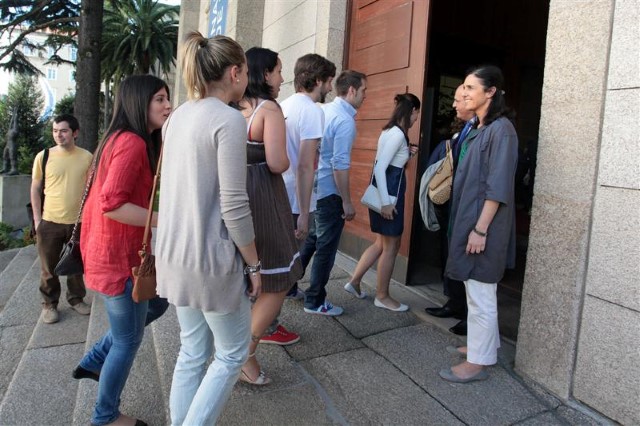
[303,70,367,315]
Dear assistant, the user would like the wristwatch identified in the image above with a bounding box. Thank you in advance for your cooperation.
[244,260,262,275]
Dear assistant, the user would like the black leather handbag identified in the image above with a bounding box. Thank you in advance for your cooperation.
[53,162,95,277]
[54,238,83,276]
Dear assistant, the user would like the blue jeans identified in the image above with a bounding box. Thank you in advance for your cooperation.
[80,279,148,425]
[170,295,251,425]
[79,296,169,376]
[305,195,345,309]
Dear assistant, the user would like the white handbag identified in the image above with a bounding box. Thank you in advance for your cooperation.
[360,162,403,214]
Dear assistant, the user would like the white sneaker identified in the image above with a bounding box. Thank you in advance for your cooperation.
[304,302,344,316]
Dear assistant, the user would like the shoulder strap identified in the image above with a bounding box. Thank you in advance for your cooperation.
[140,107,178,253]
[246,100,268,139]
[68,159,96,242]
[38,148,50,213]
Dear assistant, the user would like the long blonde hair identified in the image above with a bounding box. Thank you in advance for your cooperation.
[180,31,245,100]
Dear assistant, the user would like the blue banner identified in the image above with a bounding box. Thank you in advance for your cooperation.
[208,0,228,37]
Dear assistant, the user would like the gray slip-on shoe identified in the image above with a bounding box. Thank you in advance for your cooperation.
[445,345,466,356]
[439,367,488,383]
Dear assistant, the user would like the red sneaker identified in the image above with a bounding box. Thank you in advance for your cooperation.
[259,325,300,346]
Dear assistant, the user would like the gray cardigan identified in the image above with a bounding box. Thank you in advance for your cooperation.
[156,98,255,312]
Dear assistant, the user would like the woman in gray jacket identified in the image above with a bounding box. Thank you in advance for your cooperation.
[440,65,518,383]
[155,32,261,424]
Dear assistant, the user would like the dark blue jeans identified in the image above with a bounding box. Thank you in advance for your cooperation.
[305,195,345,309]
[287,212,316,298]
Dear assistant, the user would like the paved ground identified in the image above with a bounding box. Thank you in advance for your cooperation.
[0,247,610,425]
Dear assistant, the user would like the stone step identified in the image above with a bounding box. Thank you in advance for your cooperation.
[150,305,180,425]
[0,256,42,404]
[0,268,93,425]
[0,247,20,274]
[72,294,166,426]
[0,245,38,313]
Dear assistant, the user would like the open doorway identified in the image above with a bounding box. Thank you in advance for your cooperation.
[407,0,550,341]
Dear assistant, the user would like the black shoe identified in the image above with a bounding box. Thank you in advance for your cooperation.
[424,304,463,319]
[449,320,467,336]
[72,365,100,382]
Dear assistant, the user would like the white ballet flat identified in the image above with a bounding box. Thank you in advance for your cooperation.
[374,298,409,312]
[344,282,367,299]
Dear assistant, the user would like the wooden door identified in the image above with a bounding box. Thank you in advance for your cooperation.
[345,0,430,258]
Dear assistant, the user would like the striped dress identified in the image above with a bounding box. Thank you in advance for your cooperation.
[246,101,303,292]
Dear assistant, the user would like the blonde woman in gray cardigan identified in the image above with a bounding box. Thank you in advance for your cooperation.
[156,32,261,425]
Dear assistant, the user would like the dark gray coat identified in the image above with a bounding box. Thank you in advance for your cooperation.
[445,117,518,283]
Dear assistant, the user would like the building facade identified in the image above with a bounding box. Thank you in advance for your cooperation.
[176,1,639,423]
[0,29,76,117]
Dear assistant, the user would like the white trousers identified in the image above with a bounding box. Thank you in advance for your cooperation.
[465,279,500,365]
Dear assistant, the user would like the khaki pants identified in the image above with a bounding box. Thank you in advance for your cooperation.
[36,220,86,307]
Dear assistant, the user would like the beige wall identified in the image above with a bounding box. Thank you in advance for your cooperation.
[261,0,347,100]
[516,0,639,423]
[572,0,640,424]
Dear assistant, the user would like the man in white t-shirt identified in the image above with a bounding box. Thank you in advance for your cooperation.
[280,53,338,315]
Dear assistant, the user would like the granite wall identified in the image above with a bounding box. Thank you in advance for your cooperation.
[516,0,639,423]
[571,0,640,423]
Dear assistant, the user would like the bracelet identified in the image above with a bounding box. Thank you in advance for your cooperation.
[472,227,487,237]
[244,260,261,275]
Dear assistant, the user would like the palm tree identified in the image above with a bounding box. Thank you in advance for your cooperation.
[100,0,179,126]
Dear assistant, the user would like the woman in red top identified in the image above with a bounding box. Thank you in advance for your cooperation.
[75,75,171,426]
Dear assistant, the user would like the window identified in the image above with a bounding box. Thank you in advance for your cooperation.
[47,46,55,57]
[69,47,77,61]
[22,45,34,56]
[69,71,75,82]
[46,68,57,80]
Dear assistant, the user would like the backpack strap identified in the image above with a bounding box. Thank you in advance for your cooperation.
[39,148,50,213]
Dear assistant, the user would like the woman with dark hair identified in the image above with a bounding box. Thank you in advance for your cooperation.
[236,47,303,385]
[156,32,261,424]
[439,65,518,383]
[76,74,171,426]
[344,93,420,311]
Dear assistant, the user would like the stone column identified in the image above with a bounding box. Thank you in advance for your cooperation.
[515,0,615,399]
[226,0,265,50]
[173,0,202,105]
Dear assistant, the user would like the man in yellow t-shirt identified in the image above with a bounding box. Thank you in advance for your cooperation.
[31,114,93,324]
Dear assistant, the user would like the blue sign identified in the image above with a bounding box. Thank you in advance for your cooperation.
[208,0,228,37]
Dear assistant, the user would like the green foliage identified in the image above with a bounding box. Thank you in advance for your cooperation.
[0,222,26,251]
[55,93,76,116]
[101,0,179,82]
[0,1,79,74]
[17,144,35,175]
[0,75,45,174]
